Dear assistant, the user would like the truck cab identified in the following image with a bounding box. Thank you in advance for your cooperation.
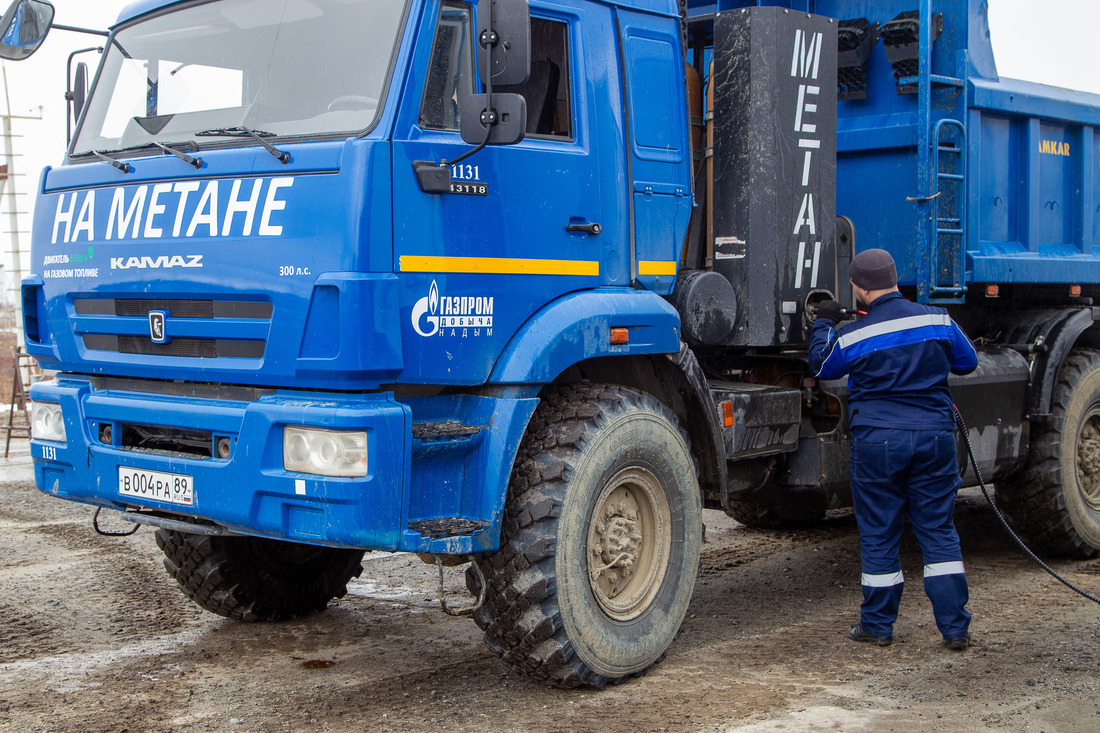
[23,0,691,550]
[14,0,700,688]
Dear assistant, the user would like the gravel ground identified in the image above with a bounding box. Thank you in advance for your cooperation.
[1,445,1098,732]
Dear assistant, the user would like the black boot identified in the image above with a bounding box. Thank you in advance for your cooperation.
[848,623,893,646]
[943,635,970,650]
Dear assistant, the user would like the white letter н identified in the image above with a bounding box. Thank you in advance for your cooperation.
[52,192,77,244]
[222,179,263,237]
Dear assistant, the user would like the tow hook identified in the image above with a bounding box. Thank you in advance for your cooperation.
[433,555,486,617]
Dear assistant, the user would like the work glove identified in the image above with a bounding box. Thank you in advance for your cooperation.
[814,299,849,324]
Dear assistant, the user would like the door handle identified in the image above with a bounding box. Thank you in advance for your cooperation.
[566,222,602,235]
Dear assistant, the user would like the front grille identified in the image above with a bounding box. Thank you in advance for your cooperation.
[75,298,272,319]
[118,299,214,318]
[119,423,213,459]
[119,336,218,358]
[84,334,265,359]
[75,297,272,360]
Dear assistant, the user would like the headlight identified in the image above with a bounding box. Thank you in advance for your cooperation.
[31,402,66,443]
[283,427,368,477]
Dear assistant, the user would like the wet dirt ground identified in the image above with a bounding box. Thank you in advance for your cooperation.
[2,447,1098,733]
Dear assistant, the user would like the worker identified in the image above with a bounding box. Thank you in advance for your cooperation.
[809,248,978,650]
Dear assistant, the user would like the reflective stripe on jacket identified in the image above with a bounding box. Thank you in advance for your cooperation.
[809,292,978,429]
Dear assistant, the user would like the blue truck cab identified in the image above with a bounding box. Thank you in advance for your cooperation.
[21,0,690,554]
[8,0,1100,687]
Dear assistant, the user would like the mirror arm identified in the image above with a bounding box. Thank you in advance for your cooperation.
[447,122,492,169]
[64,46,100,144]
[479,1,496,108]
[412,89,494,195]
[52,23,108,37]
[451,10,498,170]
[414,0,501,194]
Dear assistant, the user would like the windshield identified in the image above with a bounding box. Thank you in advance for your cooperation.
[72,0,409,155]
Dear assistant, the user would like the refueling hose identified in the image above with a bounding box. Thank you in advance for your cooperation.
[953,405,1100,605]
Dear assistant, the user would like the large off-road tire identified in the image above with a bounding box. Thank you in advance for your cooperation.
[155,530,365,621]
[1000,349,1100,558]
[467,383,703,688]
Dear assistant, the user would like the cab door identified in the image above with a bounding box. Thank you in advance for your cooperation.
[392,0,628,384]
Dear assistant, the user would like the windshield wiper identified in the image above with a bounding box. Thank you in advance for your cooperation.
[92,150,132,173]
[155,142,203,170]
[195,125,289,164]
[195,125,275,137]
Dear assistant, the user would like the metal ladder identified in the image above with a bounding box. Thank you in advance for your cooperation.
[903,0,968,304]
[928,118,967,303]
[4,350,33,458]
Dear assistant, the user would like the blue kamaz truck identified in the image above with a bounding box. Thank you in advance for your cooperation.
[6,0,1100,687]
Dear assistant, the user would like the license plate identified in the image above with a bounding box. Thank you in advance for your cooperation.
[118,466,194,506]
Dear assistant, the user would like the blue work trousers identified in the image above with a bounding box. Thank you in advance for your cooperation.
[850,425,970,639]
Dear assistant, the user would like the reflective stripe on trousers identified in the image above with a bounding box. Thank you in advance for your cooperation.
[850,426,971,639]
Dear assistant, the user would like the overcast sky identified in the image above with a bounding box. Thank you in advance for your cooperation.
[3,0,1100,299]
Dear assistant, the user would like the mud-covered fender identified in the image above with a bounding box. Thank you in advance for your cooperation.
[995,307,1100,419]
[1028,308,1100,418]
[667,342,728,505]
[489,288,681,384]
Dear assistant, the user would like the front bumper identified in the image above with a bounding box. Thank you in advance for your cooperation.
[30,375,412,550]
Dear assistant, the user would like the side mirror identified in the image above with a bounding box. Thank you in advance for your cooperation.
[476,0,530,87]
[0,0,54,61]
[412,0,530,194]
[71,61,87,123]
[460,93,526,145]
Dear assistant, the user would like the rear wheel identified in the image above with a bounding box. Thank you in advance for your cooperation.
[468,383,702,687]
[155,530,365,621]
[1000,349,1100,557]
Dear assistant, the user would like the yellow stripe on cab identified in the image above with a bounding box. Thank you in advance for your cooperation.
[400,255,600,277]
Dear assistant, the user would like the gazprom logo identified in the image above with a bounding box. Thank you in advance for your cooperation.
[411,280,442,337]
[411,280,494,338]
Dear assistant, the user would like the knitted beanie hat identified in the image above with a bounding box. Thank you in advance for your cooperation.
[849,248,897,290]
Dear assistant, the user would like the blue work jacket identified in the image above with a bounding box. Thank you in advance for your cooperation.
[809,292,978,430]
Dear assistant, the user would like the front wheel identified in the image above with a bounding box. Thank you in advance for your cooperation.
[468,383,703,687]
[1000,348,1100,558]
[155,530,365,621]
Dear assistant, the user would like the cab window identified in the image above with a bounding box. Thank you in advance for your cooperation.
[420,9,573,140]
[420,1,475,131]
[515,18,572,139]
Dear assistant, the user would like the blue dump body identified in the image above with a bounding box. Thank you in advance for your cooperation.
[692,0,1100,302]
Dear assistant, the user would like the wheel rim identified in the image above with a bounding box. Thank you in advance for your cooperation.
[1076,406,1100,512]
[586,466,672,621]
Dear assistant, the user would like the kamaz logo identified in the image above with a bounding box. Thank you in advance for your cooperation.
[148,311,167,344]
[110,255,203,270]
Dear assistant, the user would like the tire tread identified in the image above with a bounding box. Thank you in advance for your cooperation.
[468,382,695,688]
[155,530,365,621]
[999,348,1100,558]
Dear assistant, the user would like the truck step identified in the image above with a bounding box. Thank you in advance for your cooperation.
[411,421,485,440]
[408,517,489,538]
